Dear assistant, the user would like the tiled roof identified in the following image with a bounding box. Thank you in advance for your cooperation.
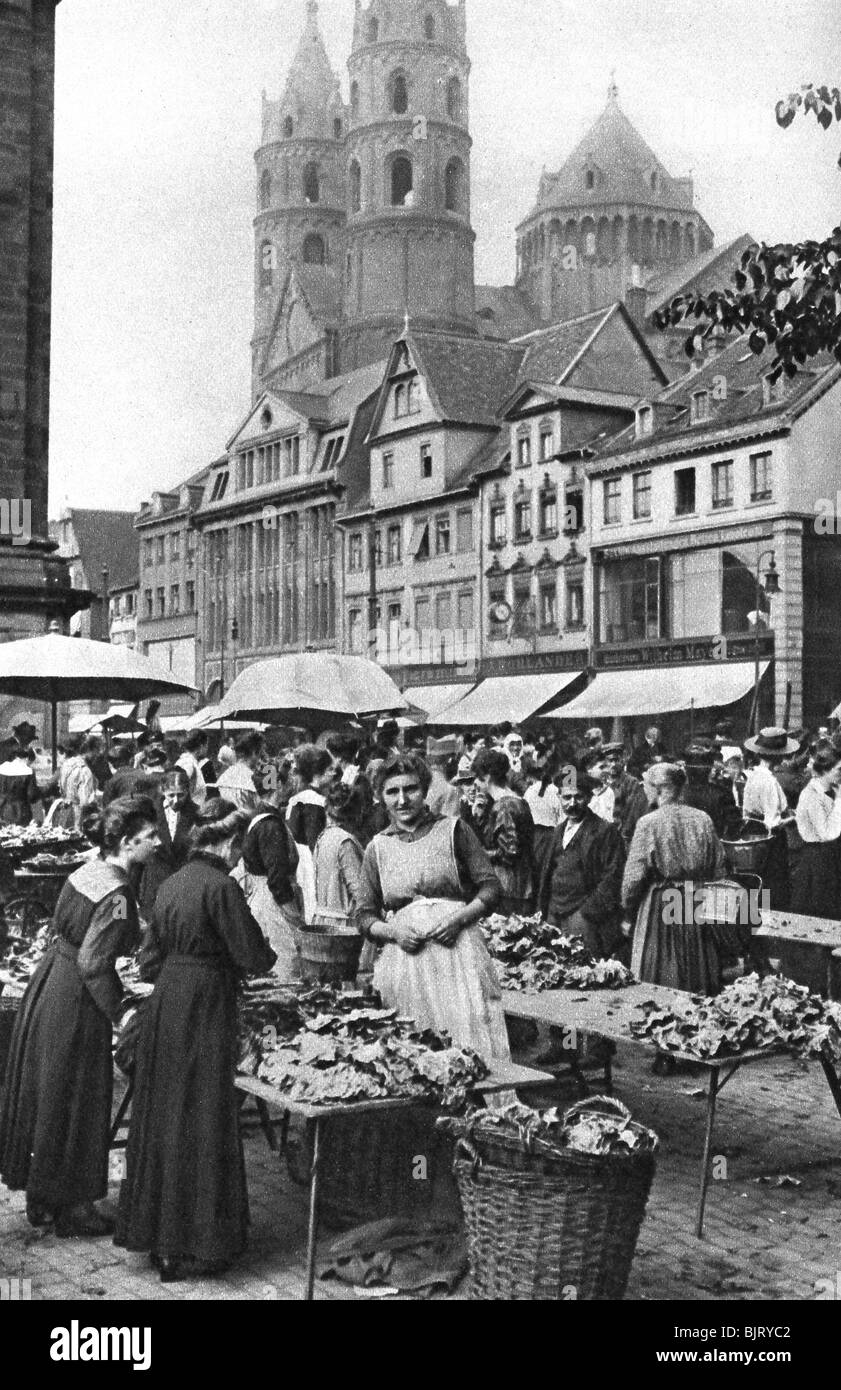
[475,285,541,341]
[644,234,756,316]
[513,306,615,384]
[410,332,525,427]
[532,92,698,216]
[62,510,138,591]
[591,335,840,469]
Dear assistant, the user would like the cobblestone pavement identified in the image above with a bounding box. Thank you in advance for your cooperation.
[2,1042,840,1302]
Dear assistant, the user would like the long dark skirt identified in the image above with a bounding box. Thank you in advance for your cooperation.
[632,886,725,995]
[531,825,556,884]
[791,840,841,921]
[115,957,248,1266]
[0,940,112,1208]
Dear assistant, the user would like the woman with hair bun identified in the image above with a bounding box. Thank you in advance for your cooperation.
[115,798,276,1282]
[622,762,728,995]
[0,796,159,1235]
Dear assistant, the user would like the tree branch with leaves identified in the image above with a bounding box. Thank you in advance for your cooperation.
[653,85,841,381]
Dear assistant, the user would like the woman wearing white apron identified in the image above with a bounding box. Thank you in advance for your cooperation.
[237,804,302,982]
[357,753,511,1068]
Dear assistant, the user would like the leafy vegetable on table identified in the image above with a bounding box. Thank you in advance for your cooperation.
[630,973,841,1061]
[481,912,634,992]
[238,983,488,1110]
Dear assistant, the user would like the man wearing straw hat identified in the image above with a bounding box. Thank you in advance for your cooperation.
[742,727,799,909]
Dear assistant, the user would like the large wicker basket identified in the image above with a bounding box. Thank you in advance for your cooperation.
[453,1098,656,1301]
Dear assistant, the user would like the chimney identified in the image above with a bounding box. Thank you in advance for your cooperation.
[625,284,649,328]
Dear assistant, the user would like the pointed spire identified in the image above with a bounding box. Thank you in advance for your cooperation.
[608,70,619,103]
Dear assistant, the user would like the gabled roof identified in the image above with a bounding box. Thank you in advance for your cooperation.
[644,234,756,317]
[591,335,841,469]
[374,331,525,430]
[530,87,701,219]
[513,302,668,392]
[61,510,138,591]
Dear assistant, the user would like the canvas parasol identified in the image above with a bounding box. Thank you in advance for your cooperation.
[217,653,407,729]
[0,629,197,768]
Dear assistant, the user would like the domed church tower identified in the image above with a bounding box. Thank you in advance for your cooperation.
[342,0,477,371]
[516,79,715,325]
[252,1,347,395]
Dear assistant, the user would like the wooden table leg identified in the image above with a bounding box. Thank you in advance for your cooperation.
[255,1098,278,1152]
[110,1079,134,1146]
[695,1067,719,1239]
[304,1118,322,1302]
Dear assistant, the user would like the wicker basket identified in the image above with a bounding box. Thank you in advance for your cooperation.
[722,835,773,877]
[291,925,363,985]
[453,1098,656,1301]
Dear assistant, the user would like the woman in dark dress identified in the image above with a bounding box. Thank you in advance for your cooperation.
[0,797,158,1235]
[115,800,275,1282]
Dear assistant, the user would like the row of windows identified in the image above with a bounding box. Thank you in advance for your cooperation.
[346,589,477,661]
[516,428,556,468]
[635,378,786,441]
[599,544,771,646]
[109,593,136,619]
[603,453,774,526]
[143,583,195,619]
[236,438,301,492]
[489,489,584,546]
[142,532,196,567]
[362,12,441,45]
[349,71,462,123]
[347,508,474,573]
[260,152,465,218]
[488,577,585,637]
[277,115,344,142]
[519,218,698,270]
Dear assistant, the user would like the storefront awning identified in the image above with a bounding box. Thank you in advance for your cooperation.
[541,661,769,720]
[402,684,477,720]
[435,672,584,727]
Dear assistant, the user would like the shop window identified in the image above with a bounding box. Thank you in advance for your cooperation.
[599,557,660,644]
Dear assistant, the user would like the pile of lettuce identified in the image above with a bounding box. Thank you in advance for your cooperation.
[439,1098,658,1158]
[481,912,633,992]
[238,984,488,1109]
[631,973,841,1061]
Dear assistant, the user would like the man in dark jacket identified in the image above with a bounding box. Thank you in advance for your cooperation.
[589,744,649,851]
[538,774,626,958]
[137,768,199,921]
[627,726,670,779]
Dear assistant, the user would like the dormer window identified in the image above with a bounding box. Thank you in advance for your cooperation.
[690,389,711,424]
[763,373,786,408]
[261,407,273,430]
[636,404,653,438]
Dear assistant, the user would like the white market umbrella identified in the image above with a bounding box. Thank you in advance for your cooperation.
[0,630,197,768]
[217,653,407,729]
[184,704,266,733]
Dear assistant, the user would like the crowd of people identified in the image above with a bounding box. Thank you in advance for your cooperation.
[2,707,841,1283]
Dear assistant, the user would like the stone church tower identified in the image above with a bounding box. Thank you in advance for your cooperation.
[516,80,715,325]
[252,1,348,396]
[342,0,477,370]
[252,0,478,395]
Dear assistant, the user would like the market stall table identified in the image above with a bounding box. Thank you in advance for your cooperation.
[235,1061,551,1300]
[757,910,841,1000]
[502,984,841,1238]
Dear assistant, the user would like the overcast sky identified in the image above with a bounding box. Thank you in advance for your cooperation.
[49,0,841,514]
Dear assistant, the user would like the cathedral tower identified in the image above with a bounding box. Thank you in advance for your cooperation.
[252,1,347,395]
[342,0,477,370]
[516,80,715,325]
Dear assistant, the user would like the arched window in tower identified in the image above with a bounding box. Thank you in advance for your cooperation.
[444,157,464,213]
[425,13,435,39]
[685,224,696,258]
[391,155,413,206]
[446,76,462,122]
[260,240,276,289]
[585,169,595,190]
[303,162,320,204]
[349,159,362,214]
[284,115,294,138]
[391,72,409,115]
[260,170,272,210]
[303,233,326,265]
[650,171,658,191]
[350,81,359,118]
[367,15,379,43]
[334,117,343,140]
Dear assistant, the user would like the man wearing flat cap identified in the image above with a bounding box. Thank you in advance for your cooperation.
[589,743,649,850]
